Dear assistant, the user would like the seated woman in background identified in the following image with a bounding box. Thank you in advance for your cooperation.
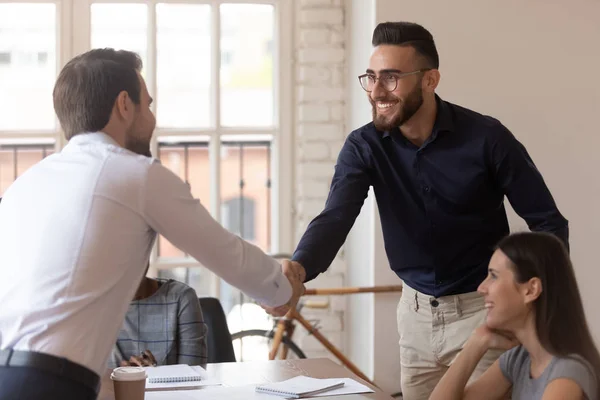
[430,232,599,400]
[109,264,208,368]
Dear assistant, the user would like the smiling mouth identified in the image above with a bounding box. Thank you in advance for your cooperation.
[376,101,398,110]
[485,302,494,309]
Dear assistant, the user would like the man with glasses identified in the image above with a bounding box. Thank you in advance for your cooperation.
[289,22,568,399]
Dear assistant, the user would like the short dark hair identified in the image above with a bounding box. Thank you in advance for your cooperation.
[53,48,143,140]
[372,22,439,69]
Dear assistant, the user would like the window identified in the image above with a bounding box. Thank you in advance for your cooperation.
[222,197,256,241]
[0,52,11,64]
[0,140,54,193]
[0,0,293,322]
[0,3,57,132]
[0,3,58,186]
[220,139,272,249]
[155,138,210,259]
[88,2,289,319]
[90,3,148,68]
[156,4,211,128]
[37,52,48,64]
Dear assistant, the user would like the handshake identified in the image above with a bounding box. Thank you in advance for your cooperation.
[262,260,306,317]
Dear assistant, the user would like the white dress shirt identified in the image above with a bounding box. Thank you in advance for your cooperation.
[0,132,291,375]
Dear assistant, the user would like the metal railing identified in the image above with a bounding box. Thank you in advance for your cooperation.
[0,143,54,195]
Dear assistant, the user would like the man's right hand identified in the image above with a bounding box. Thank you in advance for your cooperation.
[262,260,306,317]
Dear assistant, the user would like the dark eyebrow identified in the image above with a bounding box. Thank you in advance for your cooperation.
[365,69,403,75]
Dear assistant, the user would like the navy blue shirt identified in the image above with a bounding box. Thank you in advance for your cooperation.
[292,96,568,297]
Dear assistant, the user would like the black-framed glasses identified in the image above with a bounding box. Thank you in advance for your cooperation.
[358,69,430,92]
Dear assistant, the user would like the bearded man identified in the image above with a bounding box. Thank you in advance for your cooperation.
[288,21,568,400]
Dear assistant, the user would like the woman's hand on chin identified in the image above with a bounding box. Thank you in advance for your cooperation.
[470,325,520,351]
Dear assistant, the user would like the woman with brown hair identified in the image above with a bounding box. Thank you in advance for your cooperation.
[431,232,599,400]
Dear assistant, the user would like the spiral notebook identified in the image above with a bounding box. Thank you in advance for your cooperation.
[255,376,345,398]
[143,364,224,391]
[146,364,203,384]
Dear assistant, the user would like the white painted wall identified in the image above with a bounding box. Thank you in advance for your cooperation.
[374,0,600,342]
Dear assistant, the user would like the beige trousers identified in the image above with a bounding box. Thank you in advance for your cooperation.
[396,283,503,400]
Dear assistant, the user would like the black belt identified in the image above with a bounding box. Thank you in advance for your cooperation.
[0,349,100,394]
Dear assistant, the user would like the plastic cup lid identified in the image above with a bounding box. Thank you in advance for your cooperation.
[110,366,147,381]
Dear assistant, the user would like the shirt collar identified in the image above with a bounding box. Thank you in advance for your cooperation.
[66,132,159,164]
[381,94,454,139]
[431,94,454,135]
[67,132,121,147]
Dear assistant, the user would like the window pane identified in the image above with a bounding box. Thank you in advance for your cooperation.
[186,267,212,297]
[220,140,271,251]
[0,4,56,130]
[219,138,272,317]
[91,4,148,68]
[157,139,210,259]
[0,149,15,194]
[156,4,211,128]
[157,267,186,283]
[220,4,274,127]
[0,142,55,195]
[157,267,213,298]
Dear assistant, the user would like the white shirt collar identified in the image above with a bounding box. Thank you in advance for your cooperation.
[68,131,121,147]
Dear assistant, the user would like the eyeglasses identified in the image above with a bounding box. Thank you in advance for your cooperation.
[358,69,430,92]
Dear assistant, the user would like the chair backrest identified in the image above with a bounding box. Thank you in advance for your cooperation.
[198,297,236,363]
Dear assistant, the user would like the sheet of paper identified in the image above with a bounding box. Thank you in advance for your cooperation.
[256,376,346,397]
[310,378,374,397]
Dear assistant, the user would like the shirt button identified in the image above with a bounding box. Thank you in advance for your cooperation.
[423,186,430,193]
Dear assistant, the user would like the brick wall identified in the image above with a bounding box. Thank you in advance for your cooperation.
[293,0,348,359]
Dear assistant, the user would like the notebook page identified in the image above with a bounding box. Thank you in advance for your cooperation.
[145,364,202,383]
[255,376,345,397]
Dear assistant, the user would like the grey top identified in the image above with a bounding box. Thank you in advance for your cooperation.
[108,279,208,368]
[499,345,597,400]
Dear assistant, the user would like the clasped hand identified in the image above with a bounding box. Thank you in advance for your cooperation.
[262,260,306,317]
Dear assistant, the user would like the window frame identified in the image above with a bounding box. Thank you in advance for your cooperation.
[0,0,294,297]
